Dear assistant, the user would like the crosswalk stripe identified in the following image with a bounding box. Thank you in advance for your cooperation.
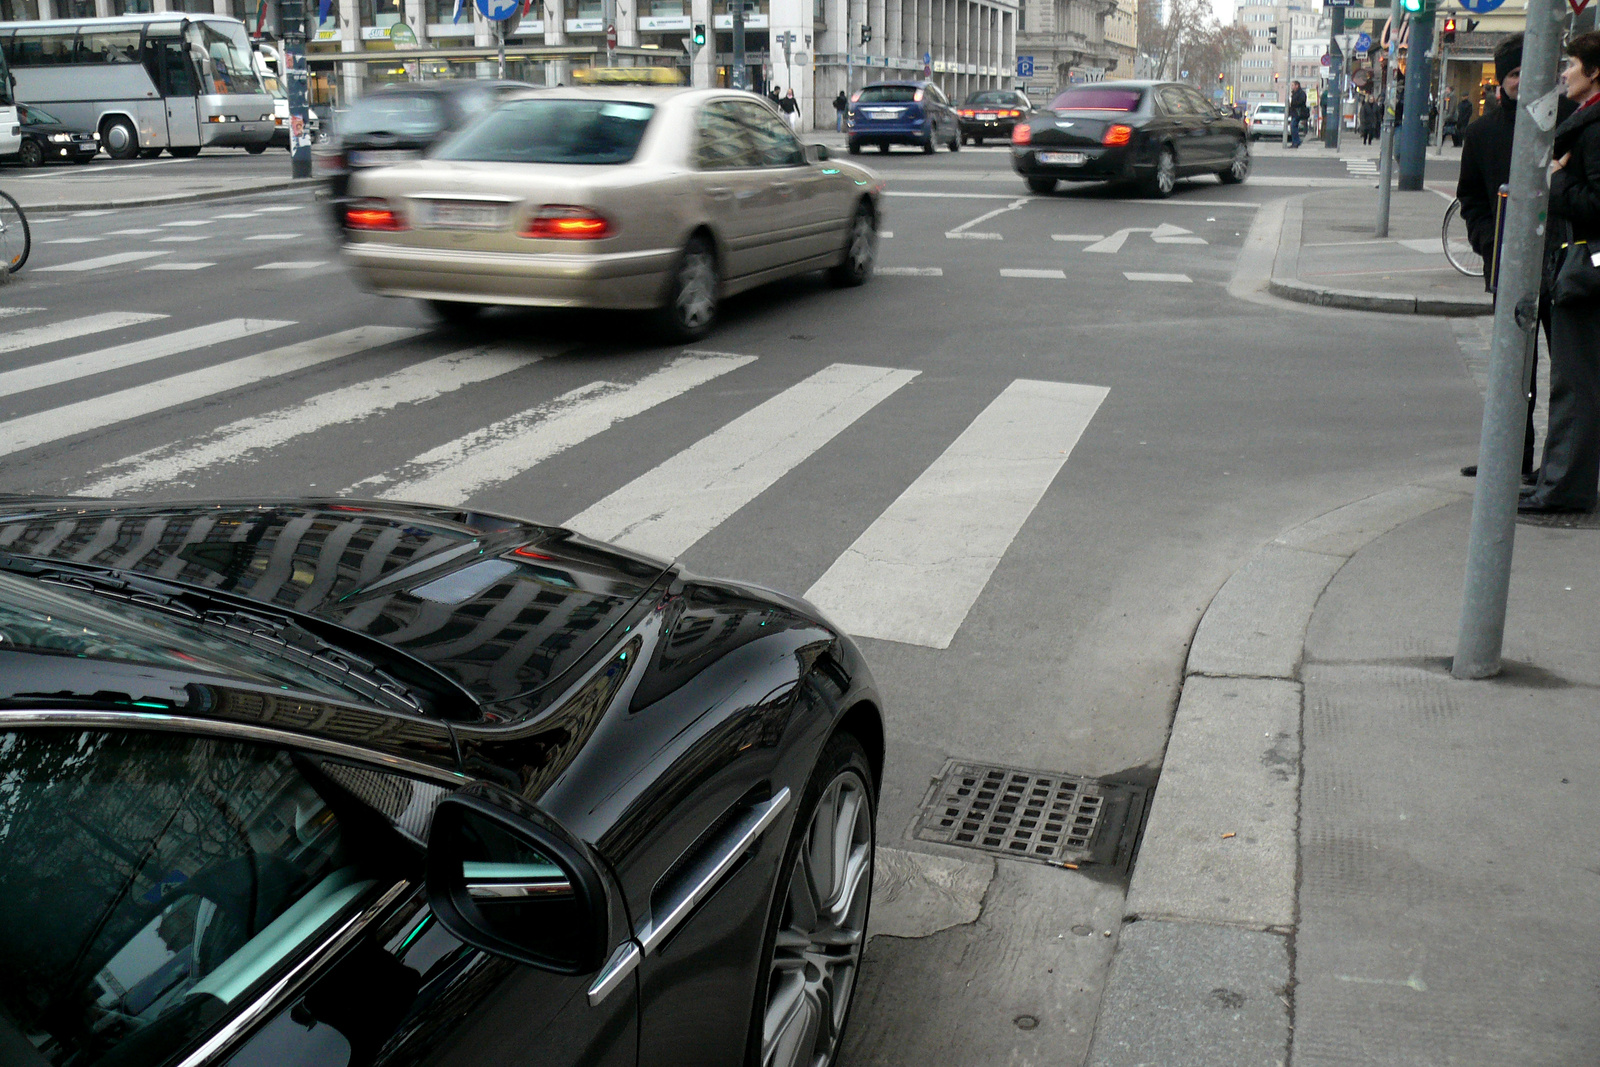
[80,345,537,496]
[568,363,919,559]
[0,319,292,401]
[356,353,756,506]
[1123,271,1192,282]
[0,326,419,459]
[145,263,214,271]
[0,311,167,357]
[256,261,328,270]
[805,378,1108,649]
[246,234,300,241]
[36,251,169,272]
[46,237,103,245]
[0,308,46,320]
[876,267,943,276]
[1000,268,1066,279]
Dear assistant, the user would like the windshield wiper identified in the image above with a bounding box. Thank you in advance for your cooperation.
[0,557,429,716]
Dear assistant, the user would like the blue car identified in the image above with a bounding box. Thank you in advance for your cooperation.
[847,80,961,154]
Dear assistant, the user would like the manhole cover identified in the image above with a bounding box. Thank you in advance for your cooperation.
[914,760,1149,871]
[1516,509,1600,530]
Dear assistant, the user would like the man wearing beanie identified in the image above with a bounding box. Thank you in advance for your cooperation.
[1456,33,1575,480]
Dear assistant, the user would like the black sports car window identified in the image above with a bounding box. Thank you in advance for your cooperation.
[695,100,759,170]
[1049,87,1142,111]
[0,729,438,1067]
[1157,86,1194,116]
[855,85,917,103]
[1179,87,1214,115]
[965,91,1019,106]
[729,100,805,167]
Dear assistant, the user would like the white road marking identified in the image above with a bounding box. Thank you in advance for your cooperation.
[46,237,104,245]
[1395,238,1446,254]
[805,378,1109,649]
[881,231,894,238]
[1000,268,1066,279]
[212,213,261,219]
[1052,234,1106,241]
[254,206,306,213]
[946,232,1003,240]
[255,261,329,270]
[245,233,301,241]
[884,191,1020,200]
[1123,271,1193,282]
[162,220,213,227]
[1150,222,1208,245]
[144,262,215,271]
[0,319,291,400]
[71,210,114,217]
[0,311,167,356]
[1083,227,1153,253]
[876,266,944,276]
[0,326,418,458]
[945,197,1026,240]
[36,250,169,272]
[81,345,535,497]
[0,308,43,319]
[353,353,756,505]
[568,363,919,559]
[106,228,161,235]
[153,235,209,243]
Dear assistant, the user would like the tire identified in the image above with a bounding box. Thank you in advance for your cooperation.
[1026,175,1057,194]
[654,235,718,342]
[974,135,983,146]
[948,130,960,152]
[426,299,482,325]
[1442,198,1486,277]
[72,154,95,164]
[828,199,877,287]
[1218,138,1250,184]
[169,146,201,158]
[0,190,31,275]
[748,732,876,1067]
[848,139,862,155]
[246,143,268,155]
[100,117,139,160]
[139,148,164,159]
[921,136,935,154]
[1142,145,1176,199]
[17,140,42,168]
[878,143,889,154]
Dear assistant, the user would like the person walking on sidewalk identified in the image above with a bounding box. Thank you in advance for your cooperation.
[833,90,848,132]
[1360,94,1381,145]
[1288,81,1308,148]
[780,88,799,130]
[1521,31,1600,515]
[1453,97,1473,147]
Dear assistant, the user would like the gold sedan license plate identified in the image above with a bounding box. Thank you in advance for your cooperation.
[1038,151,1086,165]
[425,201,506,230]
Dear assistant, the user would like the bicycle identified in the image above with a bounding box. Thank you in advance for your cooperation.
[0,189,29,276]
[1442,197,1484,278]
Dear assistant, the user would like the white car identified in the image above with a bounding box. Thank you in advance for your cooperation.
[1248,102,1287,142]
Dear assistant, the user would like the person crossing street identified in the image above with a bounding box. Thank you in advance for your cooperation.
[1288,81,1308,148]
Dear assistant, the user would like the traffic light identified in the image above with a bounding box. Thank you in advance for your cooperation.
[1400,0,1429,15]
[692,22,706,45]
[1218,72,1225,83]
[1269,25,1279,45]
[860,24,872,44]
[1274,71,1281,82]
[1442,15,1456,42]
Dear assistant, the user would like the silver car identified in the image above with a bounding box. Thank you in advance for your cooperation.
[340,85,884,340]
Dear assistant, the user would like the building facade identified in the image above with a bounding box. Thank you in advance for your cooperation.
[1232,0,1318,102]
[1014,0,1127,100]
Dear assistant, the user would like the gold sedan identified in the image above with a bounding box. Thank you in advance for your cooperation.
[339,84,884,340]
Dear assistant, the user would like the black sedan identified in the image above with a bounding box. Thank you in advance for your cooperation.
[956,89,1031,145]
[0,497,882,1067]
[9,103,98,167]
[1010,80,1250,198]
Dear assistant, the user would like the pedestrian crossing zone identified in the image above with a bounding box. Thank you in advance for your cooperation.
[0,308,1109,651]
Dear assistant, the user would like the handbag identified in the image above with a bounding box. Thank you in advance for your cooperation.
[1551,240,1600,307]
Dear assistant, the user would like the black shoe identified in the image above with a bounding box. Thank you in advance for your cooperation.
[1461,464,1476,477]
[1462,464,1537,483]
[1518,499,1592,515]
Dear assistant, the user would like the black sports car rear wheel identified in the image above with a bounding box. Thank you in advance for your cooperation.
[1143,146,1176,199]
[1219,139,1250,184]
[753,732,876,1067]
[17,140,43,168]
[974,135,983,146]
[921,136,935,154]
[1026,175,1057,194]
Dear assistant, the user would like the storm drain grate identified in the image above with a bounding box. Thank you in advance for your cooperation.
[914,760,1149,871]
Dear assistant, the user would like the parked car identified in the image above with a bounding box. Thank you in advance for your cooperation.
[1247,101,1287,142]
[8,102,97,166]
[341,85,882,340]
[846,79,960,154]
[956,88,1031,145]
[1011,80,1250,198]
[0,494,884,1067]
[314,79,532,207]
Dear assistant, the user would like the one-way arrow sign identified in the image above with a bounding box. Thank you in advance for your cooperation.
[1079,223,1208,254]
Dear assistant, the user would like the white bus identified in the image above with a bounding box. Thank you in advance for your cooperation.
[0,37,18,159]
[0,14,273,159]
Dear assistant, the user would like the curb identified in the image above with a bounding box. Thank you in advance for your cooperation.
[1085,482,1469,1067]
[1267,194,1493,318]
[15,177,312,214]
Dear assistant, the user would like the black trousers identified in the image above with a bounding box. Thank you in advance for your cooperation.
[1526,298,1600,509]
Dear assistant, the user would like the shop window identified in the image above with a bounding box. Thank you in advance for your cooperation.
[0,0,41,21]
[361,0,402,31]
[112,0,155,13]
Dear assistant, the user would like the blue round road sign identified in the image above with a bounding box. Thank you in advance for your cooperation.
[476,0,520,21]
[1457,0,1505,12]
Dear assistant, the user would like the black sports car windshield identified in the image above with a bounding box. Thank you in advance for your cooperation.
[435,99,656,164]
[0,571,377,704]
[340,93,447,137]
[856,86,918,103]
[1051,87,1143,111]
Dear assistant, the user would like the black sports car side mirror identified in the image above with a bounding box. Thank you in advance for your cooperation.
[426,787,611,975]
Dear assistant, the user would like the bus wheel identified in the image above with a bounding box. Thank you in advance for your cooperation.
[168,146,201,158]
[101,118,140,160]
[139,148,163,158]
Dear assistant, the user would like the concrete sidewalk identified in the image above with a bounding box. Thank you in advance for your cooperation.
[3,154,309,212]
[1087,480,1600,1065]
[1269,185,1493,316]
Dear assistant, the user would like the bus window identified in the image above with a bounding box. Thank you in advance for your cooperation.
[144,34,198,96]
[10,27,76,65]
[183,19,259,95]
[80,29,141,62]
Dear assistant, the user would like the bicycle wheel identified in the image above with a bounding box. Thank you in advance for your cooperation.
[0,191,30,275]
[1442,198,1483,278]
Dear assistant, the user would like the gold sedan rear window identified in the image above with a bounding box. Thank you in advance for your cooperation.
[435,98,656,165]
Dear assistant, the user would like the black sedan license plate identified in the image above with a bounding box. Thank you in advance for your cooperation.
[424,202,506,230]
[1038,151,1086,165]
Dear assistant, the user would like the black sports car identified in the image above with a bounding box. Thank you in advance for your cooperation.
[10,102,98,167]
[1010,80,1250,198]
[956,89,1031,145]
[0,497,882,1067]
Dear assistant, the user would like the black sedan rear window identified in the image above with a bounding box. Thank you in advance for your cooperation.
[856,86,918,103]
[1051,87,1143,111]
[966,91,1019,106]
[340,93,447,137]
[435,98,655,164]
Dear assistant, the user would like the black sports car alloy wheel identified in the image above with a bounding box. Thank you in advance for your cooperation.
[1144,146,1176,199]
[756,733,876,1067]
[1219,139,1250,184]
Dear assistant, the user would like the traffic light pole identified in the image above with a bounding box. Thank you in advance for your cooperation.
[279,0,310,180]
[1453,0,1563,677]
[1373,10,1406,235]
[732,0,746,90]
[1398,4,1434,189]
[1324,5,1344,149]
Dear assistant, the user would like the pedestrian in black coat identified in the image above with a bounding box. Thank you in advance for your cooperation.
[1360,95,1381,145]
[1288,82,1307,147]
[1453,98,1473,146]
[1522,31,1600,513]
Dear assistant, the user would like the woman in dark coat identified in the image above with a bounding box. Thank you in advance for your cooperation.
[1522,31,1600,513]
[1360,94,1381,145]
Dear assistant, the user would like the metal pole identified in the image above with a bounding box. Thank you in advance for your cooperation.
[282,0,310,180]
[497,19,506,78]
[1452,0,1563,678]
[1398,3,1433,189]
[1434,36,1448,155]
[1325,4,1344,149]
[1374,11,1406,235]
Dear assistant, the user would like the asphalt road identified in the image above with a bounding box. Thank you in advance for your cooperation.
[0,143,1480,1065]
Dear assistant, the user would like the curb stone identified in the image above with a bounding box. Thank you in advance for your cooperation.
[16,177,312,215]
[1085,483,1468,1067]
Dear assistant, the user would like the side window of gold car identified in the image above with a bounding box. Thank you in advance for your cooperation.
[729,100,806,167]
[696,101,758,170]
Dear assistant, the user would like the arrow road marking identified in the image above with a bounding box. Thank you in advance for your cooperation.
[1082,227,1153,253]
[946,197,1027,240]
[1151,222,1209,244]
[1083,223,1209,253]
